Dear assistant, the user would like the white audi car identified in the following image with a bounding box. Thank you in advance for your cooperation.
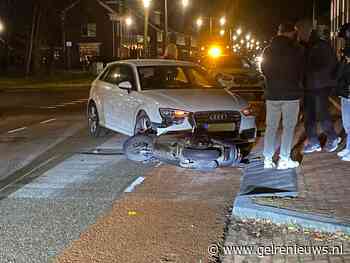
[87,59,256,143]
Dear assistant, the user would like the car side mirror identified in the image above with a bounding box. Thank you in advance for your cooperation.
[118,81,132,93]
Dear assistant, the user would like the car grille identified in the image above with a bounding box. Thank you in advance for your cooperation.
[194,111,241,124]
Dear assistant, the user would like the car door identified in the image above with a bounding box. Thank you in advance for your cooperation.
[116,65,143,134]
[103,64,141,135]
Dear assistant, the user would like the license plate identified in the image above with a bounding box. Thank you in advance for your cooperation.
[207,123,236,132]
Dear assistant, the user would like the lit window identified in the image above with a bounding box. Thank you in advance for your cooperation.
[82,23,97,37]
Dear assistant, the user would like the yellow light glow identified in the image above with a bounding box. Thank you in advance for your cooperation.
[233,35,237,41]
[0,22,4,33]
[219,17,226,26]
[246,34,251,41]
[256,56,263,63]
[220,29,225,36]
[237,28,242,35]
[208,46,222,58]
[196,18,203,27]
[125,17,133,26]
[182,0,189,7]
[174,110,188,118]
[143,0,151,8]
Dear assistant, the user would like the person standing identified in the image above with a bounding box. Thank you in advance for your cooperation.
[296,20,340,153]
[336,23,350,161]
[261,23,304,170]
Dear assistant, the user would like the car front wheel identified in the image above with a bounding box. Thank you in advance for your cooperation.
[88,102,108,137]
[134,112,152,135]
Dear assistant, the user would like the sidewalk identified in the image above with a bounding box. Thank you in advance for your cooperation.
[54,165,242,263]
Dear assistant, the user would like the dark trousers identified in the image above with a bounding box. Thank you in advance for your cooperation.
[304,90,338,144]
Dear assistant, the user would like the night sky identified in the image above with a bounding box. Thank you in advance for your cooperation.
[1,0,331,41]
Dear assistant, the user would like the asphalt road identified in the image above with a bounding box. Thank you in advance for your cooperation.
[0,89,152,262]
[0,88,266,262]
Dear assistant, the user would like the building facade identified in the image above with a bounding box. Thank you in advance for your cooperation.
[331,0,350,51]
[62,0,164,69]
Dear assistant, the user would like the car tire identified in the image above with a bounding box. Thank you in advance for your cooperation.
[134,111,152,135]
[88,102,109,137]
[182,148,221,161]
[123,134,155,162]
[217,144,241,167]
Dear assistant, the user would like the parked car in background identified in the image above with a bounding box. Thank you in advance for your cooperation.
[199,54,265,93]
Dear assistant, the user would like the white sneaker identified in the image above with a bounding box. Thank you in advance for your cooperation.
[277,159,300,170]
[341,153,350,162]
[337,149,350,158]
[264,158,276,169]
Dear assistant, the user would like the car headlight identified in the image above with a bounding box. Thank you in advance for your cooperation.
[159,108,191,124]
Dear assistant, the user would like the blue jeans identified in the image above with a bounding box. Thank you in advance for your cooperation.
[304,91,338,144]
[263,100,300,160]
[341,97,350,150]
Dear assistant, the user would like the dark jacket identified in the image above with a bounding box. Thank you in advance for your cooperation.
[336,61,350,98]
[305,36,338,92]
[261,36,304,100]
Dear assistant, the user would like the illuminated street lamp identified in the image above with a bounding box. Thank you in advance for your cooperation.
[219,16,226,26]
[125,16,133,27]
[233,35,237,41]
[182,0,189,8]
[143,0,151,8]
[143,0,151,57]
[196,17,203,28]
[236,28,242,35]
[0,21,4,33]
[245,34,251,41]
[220,29,225,36]
[240,39,244,44]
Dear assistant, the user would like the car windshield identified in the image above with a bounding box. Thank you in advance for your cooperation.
[138,66,220,90]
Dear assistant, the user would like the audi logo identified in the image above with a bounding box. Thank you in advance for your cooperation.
[209,113,228,121]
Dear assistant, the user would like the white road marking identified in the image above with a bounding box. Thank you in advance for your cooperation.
[0,155,59,193]
[8,127,27,134]
[40,118,56,124]
[124,176,145,193]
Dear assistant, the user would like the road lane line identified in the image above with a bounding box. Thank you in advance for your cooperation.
[8,127,27,134]
[124,176,145,193]
[0,155,59,193]
[40,118,56,124]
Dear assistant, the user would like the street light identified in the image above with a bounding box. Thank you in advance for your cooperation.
[125,17,133,27]
[236,28,242,35]
[245,34,251,41]
[143,0,151,8]
[182,0,189,8]
[219,16,226,26]
[196,17,203,28]
[220,29,225,36]
[0,21,4,33]
[233,35,237,41]
[142,0,151,57]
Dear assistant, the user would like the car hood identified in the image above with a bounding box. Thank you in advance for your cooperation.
[141,89,247,112]
[218,68,259,77]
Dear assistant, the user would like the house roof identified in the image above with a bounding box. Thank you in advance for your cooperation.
[62,0,117,15]
[62,0,162,32]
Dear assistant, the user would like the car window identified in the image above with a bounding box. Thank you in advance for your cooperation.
[103,65,136,90]
[138,66,219,90]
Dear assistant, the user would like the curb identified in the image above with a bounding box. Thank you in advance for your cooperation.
[233,195,350,235]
